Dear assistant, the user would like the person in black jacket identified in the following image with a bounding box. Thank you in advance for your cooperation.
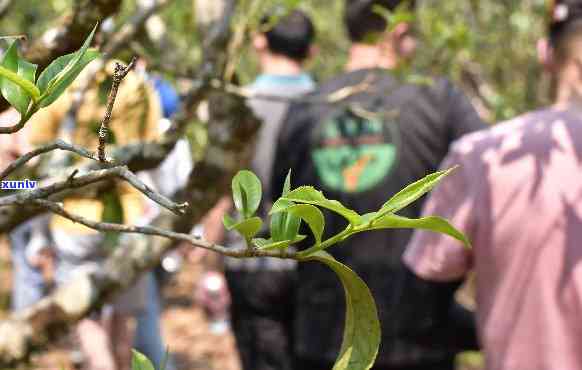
[270,1,484,369]
[196,10,317,370]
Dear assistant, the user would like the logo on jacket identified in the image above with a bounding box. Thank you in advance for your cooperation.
[312,107,398,193]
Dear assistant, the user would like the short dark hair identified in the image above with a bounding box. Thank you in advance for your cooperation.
[548,0,582,61]
[344,0,416,43]
[261,10,315,62]
[549,1,582,42]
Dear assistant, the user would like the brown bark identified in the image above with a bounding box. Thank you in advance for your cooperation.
[0,89,260,368]
[0,0,263,364]
[0,137,180,234]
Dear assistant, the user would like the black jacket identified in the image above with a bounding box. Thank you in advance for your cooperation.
[271,69,484,366]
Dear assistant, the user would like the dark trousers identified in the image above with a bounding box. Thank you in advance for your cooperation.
[225,269,296,370]
[295,357,455,370]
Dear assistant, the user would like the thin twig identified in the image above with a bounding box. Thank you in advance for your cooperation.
[118,167,189,215]
[0,165,188,215]
[98,57,137,162]
[32,198,293,259]
[0,34,26,41]
[0,140,102,181]
[0,114,29,135]
[66,169,79,184]
[0,167,124,207]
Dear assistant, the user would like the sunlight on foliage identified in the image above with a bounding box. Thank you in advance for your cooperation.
[226,168,471,368]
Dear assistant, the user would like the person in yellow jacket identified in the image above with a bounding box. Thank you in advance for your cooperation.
[25,58,162,370]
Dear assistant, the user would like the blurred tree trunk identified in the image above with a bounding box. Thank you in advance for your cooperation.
[0,0,264,365]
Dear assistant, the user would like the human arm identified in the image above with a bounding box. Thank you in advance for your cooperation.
[397,144,478,350]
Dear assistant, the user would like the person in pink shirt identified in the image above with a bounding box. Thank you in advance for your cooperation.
[403,1,582,369]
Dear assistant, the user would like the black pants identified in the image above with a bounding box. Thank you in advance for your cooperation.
[225,269,296,370]
[295,357,455,370]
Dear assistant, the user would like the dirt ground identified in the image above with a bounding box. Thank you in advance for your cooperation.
[0,237,241,370]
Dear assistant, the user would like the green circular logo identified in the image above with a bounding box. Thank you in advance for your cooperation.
[311,109,399,193]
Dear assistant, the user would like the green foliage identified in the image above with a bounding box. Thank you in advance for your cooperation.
[270,198,302,242]
[0,42,38,114]
[231,170,263,219]
[0,25,100,125]
[415,0,549,121]
[373,2,415,34]
[37,24,99,107]
[1,0,552,122]
[226,168,470,368]
[223,215,263,240]
[131,350,156,370]
[224,171,266,243]
[280,186,362,226]
[266,170,302,245]
[253,235,306,250]
[273,204,324,245]
[301,251,380,370]
[228,0,549,121]
[380,167,457,215]
[362,214,470,248]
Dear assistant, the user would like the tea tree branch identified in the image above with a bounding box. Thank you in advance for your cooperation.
[97,57,136,162]
[0,139,101,181]
[0,165,188,215]
[33,198,295,259]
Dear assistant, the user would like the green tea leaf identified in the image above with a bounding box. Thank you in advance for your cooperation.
[37,49,99,107]
[380,168,456,215]
[282,169,292,196]
[368,213,470,248]
[223,214,236,229]
[1,42,24,108]
[0,42,40,111]
[37,24,99,106]
[272,204,325,245]
[253,235,306,251]
[283,210,301,241]
[252,238,270,248]
[281,186,362,226]
[131,350,155,370]
[270,199,290,240]
[270,197,292,215]
[232,170,262,218]
[223,216,263,240]
[36,53,75,94]
[270,198,302,242]
[37,24,97,93]
[18,60,37,86]
[301,251,380,370]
